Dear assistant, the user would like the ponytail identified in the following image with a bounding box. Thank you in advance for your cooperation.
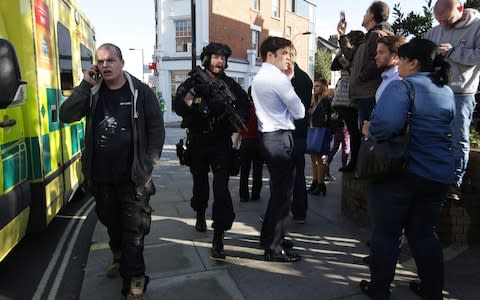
[431,54,450,86]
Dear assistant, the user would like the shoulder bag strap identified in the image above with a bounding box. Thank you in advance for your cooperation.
[401,79,415,135]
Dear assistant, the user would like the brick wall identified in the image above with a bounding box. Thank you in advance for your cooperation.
[341,149,480,244]
[209,0,311,70]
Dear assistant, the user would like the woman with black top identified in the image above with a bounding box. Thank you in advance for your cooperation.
[307,79,332,196]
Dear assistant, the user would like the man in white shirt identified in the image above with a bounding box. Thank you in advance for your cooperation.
[375,35,406,102]
[252,36,305,262]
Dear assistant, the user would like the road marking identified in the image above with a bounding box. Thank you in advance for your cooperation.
[56,215,88,220]
[32,196,94,300]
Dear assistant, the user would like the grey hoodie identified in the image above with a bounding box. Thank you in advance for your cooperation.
[425,8,480,94]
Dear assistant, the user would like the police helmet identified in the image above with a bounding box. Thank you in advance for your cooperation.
[200,42,232,69]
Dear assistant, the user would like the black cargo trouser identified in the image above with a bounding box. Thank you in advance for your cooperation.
[188,133,235,231]
[93,182,152,280]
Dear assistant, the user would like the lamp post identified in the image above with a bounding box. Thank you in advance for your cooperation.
[129,48,145,82]
[292,31,312,40]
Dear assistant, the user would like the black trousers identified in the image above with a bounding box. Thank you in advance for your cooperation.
[291,137,307,220]
[93,182,152,279]
[239,138,263,200]
[259,130,296,253]
[189,134,235,231]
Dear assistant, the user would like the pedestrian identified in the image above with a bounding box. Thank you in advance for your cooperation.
[326,115,349,173]
[252,36,305,262]
[425,0,480,201]
[307,79,332,196]
[236,86,263,202]
[330,30,364,173]
[337,1,393,171]
[59,43,165,299]
[374,35,406,102]
[361,34,407,266]
[360,38,455,300]
[174,42,249,259]
[290,61,312,223]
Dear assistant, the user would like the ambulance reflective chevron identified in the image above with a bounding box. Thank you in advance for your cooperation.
[0,0,95,262]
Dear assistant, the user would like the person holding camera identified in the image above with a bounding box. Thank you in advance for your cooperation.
[174,42,249,259]
[60,43,165,299]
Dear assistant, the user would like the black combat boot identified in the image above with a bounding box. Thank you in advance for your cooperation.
[211,230,226,259]
[195,211,207,232]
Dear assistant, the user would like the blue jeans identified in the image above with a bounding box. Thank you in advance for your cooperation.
[452,94,477,186]
[367,173,448,300]
[356,97,376,130]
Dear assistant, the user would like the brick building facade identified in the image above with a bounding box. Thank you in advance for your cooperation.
[153,0,317,122]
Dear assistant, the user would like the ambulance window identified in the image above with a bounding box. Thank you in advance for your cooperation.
[80,44,93,72]
[57,22,73,92]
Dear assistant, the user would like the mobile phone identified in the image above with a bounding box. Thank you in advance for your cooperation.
[90,66,100,81]
[340,11,346,24]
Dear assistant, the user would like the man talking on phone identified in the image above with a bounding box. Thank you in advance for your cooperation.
[60,43,165,300]
[252,36,305,262]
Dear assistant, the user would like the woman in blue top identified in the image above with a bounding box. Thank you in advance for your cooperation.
[360,38,455,300]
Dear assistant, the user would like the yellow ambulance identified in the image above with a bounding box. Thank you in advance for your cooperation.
[0,0,95,261]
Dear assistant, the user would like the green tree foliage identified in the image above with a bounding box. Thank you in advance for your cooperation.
[392,0,434,38]
[465,0,480,10]
[314,48,332,82]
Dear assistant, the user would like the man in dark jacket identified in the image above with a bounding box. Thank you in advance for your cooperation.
[59,43,165,299]
[290,62,312,223]
[175,42,249,259]
[337,1,393,171]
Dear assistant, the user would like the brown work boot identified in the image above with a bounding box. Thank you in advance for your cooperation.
[106,251,121,278]
[127,276,145,300]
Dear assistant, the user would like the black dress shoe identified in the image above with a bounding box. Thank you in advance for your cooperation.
[264,249,301,262]
[362,255,370,265]
[359,280,374,298]
[195,212,207,232]
[307,180,318,193]
[409,281,426,299]
[281,239,294,249]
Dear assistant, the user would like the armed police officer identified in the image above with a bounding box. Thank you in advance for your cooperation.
[175,42,249,259]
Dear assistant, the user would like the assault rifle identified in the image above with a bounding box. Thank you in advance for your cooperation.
[189,66,247,132]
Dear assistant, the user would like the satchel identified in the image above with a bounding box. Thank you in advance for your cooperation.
[306,127,331,154]
[332,75,355,109]
[354,133,409,179]
[354,80,414,180]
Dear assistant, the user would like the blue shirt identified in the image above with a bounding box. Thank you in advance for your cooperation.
[375,66,401,103]
[251,63,305,132]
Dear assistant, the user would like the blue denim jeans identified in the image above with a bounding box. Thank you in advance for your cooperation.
[367,172,448,300]
[356,97,376,130]
[452,94,477,186]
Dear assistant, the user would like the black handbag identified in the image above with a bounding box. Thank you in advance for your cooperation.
[355,80,414,180]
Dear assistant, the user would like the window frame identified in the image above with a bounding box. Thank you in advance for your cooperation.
[174,19,192,53]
